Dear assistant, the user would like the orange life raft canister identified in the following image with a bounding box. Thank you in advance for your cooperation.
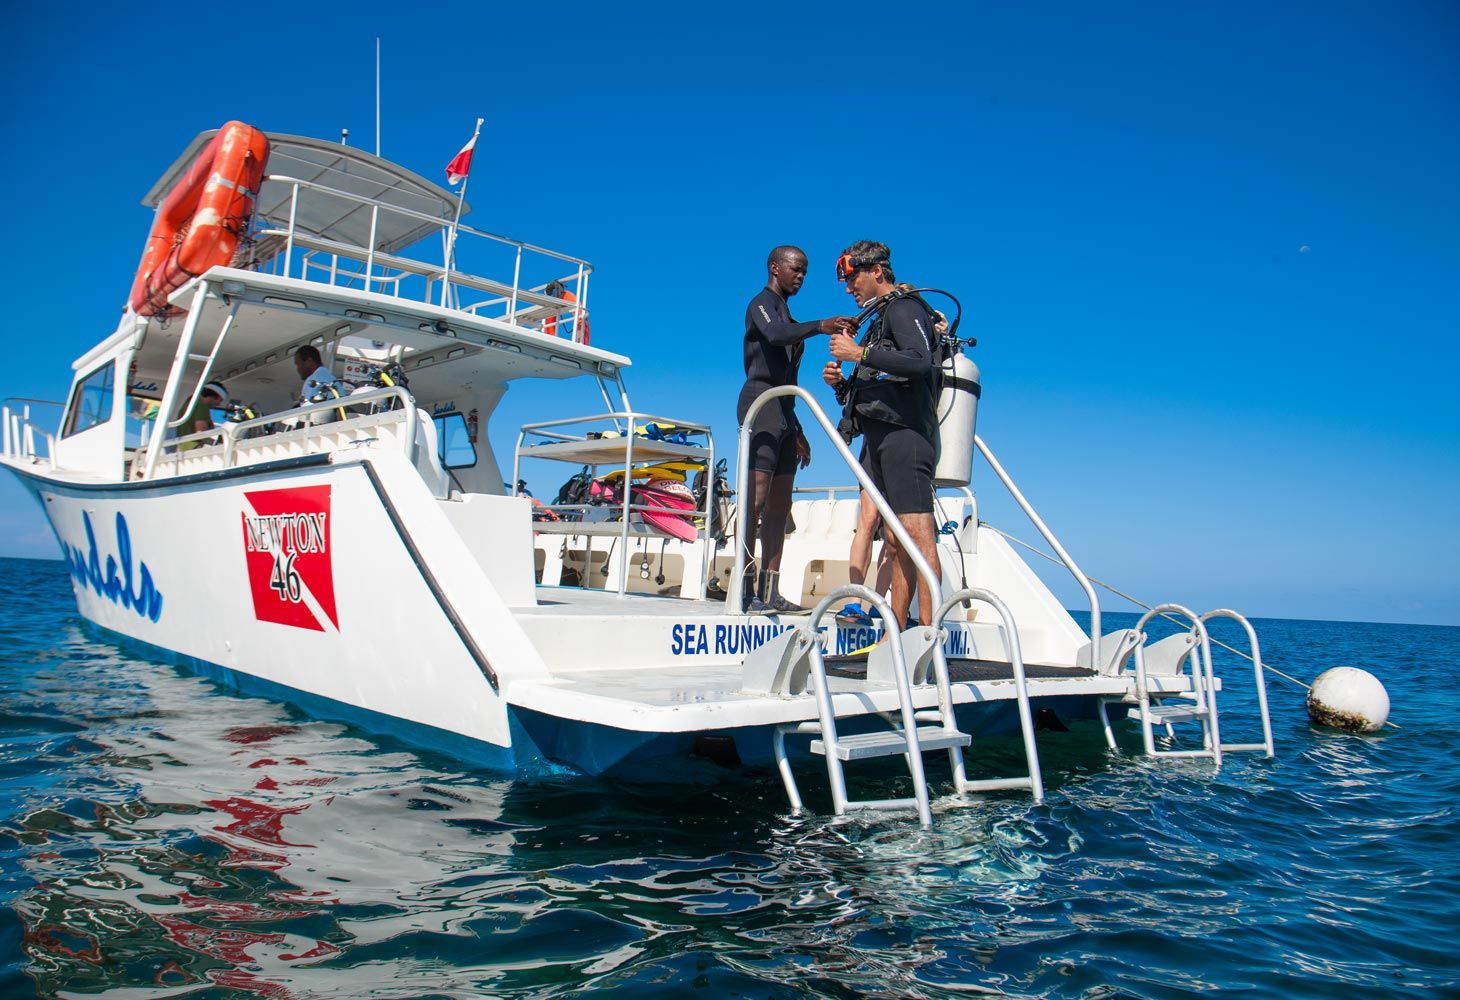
[129,121,271,316]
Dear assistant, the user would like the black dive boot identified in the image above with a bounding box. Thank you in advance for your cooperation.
[761,570,809,615]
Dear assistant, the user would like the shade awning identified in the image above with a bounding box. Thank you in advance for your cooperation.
[142,129,469,254]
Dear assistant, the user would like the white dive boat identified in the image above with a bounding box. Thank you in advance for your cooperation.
[1,122,1275,826]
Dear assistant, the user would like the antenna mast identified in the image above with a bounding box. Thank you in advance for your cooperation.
[375,38,381,157]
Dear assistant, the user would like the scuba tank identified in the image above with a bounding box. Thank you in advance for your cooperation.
[934,352,980,487]
[841,286,978,484]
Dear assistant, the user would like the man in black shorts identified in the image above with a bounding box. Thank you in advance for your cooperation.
[824,241,941,629]
[738,245,856,613]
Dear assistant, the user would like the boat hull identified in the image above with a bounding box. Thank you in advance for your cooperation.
[4,449,1129,781]
[7,451,524,753]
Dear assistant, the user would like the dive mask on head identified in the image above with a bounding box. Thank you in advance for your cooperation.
[835,250,888,281]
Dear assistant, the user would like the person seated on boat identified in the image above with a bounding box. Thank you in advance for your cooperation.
[293,346,344,408]
[824,241,941,632]
[177,381,228,452]
[738,245,858,615]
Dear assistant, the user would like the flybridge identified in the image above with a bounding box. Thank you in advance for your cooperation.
[143,127,595,341]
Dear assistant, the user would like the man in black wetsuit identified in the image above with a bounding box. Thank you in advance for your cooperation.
[823,241,942,630]
[738,245,856,614]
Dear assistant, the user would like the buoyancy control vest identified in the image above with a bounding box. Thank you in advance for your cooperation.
[839,288,959,442]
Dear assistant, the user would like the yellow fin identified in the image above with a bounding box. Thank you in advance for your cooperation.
[598,465,688,483]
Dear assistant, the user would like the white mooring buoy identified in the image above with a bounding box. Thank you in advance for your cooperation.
[1307,666,1390,733]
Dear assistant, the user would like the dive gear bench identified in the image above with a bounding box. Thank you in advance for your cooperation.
[513,412,715,596]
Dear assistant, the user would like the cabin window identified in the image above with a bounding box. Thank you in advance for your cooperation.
[435,412,477,468]
[62,362,115,437]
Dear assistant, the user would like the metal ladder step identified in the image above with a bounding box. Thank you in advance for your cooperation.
[812,726,972,761]
[767,582,1044,829]
[1130,702,1209,724]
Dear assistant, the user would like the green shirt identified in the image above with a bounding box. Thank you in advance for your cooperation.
[179,398,215,451]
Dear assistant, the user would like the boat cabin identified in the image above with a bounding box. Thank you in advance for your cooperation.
[35,128,727,600]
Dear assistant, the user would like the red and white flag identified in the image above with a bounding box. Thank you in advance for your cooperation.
[445,120,482,185]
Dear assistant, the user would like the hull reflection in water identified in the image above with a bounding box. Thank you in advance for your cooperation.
[11,635,527,996]
[7,620,1080,998]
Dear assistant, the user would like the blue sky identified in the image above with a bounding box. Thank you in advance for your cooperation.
[1,3,1455,625]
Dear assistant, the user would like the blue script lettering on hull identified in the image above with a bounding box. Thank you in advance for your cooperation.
[63,510,164,623]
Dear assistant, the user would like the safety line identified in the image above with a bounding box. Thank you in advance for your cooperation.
[981,522,1401,730]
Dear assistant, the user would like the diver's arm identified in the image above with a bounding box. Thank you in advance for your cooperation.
[863,299,933,377]
[751,296,822,346]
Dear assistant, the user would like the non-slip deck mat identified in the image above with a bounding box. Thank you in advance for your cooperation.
[823,656,1096,683]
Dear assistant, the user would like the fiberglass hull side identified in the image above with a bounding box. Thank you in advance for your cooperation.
[5,449,530,752]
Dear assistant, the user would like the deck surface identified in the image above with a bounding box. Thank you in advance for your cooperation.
[504,652,1134,733]
[518,585,726,616]
[825,656,1096,683]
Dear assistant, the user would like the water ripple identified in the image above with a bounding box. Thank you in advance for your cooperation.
[1,558,1457,997]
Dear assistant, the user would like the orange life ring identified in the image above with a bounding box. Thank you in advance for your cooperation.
[129,121,271,316]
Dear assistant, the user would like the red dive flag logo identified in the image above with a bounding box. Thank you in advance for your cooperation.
[240,486,339,632]
[445,132,477,185]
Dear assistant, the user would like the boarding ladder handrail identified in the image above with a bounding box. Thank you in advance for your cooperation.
[775,584,938,828]
[1128,603,1222,766]
[932,588,1045,803]
[974,436,1102,665]
[733,386,943,615]
[1201,609,1275,757]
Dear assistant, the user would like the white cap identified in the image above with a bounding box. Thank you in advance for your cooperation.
[203,381,229,405]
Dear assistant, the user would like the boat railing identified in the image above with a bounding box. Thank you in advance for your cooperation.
[734,387,944,616]
[147,388,418,479]
[793,447,1100,651]
[782,445,1097,647]
[787,482,976,527]
[512,411,715,596]
[973,435,1102,661]
[1,397,61,467]
[251,174,593,343]
[791,484,860,498]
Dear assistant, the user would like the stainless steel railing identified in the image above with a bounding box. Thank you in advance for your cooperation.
[974,435,1102,660]
[513,411,716,596]
[258,174,593,341]
[0,398,61,466]
[152,387,418,477]
[733,387,943,615]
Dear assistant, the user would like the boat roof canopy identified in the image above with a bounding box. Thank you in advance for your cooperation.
[142,130,468,254]
[105,268,627,418]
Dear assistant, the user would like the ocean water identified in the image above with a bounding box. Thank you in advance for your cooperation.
[0,555,1455,998]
